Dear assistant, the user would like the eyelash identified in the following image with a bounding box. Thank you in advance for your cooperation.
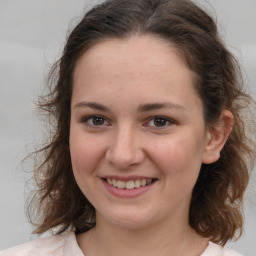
[146,116,176,128]
[82,115,110,127]
[81,115,176,128]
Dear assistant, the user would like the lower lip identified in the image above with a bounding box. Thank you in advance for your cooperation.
[102,179,156,198]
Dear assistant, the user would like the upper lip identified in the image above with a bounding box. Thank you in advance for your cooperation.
[101,175,157,181]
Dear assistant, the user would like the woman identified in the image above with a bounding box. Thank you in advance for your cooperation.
[1,0,255,255]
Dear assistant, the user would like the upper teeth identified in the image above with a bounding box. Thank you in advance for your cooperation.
[106,178,153,190]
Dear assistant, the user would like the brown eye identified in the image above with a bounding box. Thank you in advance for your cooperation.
[147,116,175,128]
[92,116,105,125]
[154,118,168,127]
[83,115,109,127]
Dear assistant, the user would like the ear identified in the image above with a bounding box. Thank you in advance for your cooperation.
[202,110,234,164]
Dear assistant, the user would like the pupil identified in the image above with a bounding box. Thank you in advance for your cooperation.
[154,118,166,127]
[93,117,104,125]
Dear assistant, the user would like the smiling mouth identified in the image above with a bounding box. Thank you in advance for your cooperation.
[103,178,157,190]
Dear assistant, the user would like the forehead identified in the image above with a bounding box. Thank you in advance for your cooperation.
[74,35,193,85]
[72,35,202,112]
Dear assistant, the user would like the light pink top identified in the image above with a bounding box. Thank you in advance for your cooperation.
[0,232,243,256]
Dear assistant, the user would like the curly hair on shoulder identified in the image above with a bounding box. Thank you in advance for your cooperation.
[27,0,256,245]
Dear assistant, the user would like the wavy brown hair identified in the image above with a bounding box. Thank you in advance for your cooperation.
[27,0,256,245]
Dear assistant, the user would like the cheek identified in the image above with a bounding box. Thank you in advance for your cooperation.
[70,132,103,178]
[150,132,205,180]
[69,133,106,202]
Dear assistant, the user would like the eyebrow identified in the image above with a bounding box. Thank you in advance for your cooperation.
[73,101,110,111]
[74,101,186,112]
[138,103,186,112]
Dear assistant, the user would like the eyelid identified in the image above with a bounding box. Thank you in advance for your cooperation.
[145,116,177,128]
[80,115,176,128]
[82,115,110,127]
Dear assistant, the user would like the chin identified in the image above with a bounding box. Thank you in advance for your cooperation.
[97,208,157,230]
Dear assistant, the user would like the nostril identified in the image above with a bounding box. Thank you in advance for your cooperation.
[105,146,146,169]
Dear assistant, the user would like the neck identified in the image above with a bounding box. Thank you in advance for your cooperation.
[77,214,208,256]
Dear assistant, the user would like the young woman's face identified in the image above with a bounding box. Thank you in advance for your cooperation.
[70,35,211,230]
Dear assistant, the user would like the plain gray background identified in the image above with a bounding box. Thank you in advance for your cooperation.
[0,0,256,254]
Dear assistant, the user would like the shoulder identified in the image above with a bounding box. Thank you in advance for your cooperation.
[201,242,243,256]
[0,232,83,256]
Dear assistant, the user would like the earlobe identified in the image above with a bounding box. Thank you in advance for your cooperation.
[202,110,234,164]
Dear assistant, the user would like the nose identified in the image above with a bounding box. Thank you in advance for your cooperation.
[105,126,145,169]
